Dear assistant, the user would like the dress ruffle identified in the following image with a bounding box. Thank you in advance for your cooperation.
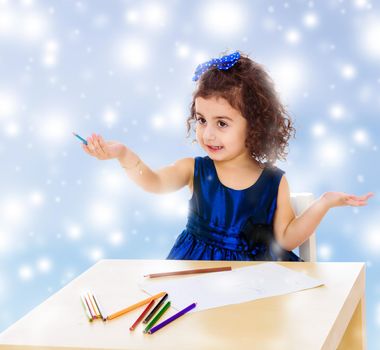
[167,213,303,262]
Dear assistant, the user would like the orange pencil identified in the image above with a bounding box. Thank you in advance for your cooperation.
[107,292,166,321]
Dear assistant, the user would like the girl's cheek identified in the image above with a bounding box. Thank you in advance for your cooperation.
[195,131,202,144]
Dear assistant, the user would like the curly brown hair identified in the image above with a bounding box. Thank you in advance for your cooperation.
[187,51,296,167]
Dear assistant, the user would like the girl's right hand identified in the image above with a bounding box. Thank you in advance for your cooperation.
[82,133,128,161]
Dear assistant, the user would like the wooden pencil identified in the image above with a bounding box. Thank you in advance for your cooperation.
[88,292,100,319]
[83,294,96,320]
[144,266,232,278]
[107,292,166,321]
[80,294,93,322]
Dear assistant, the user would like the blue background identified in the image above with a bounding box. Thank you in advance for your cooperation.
[0,0,379,347]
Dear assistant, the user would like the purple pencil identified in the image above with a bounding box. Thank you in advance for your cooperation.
[147,302,196,334]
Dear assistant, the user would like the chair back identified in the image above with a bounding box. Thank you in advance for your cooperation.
[290,193,317,262]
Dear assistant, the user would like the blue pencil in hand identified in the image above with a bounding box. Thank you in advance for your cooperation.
[72,132,88,145]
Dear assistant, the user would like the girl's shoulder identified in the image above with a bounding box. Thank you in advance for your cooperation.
[170,157,195,192]
[175,157,195,174]
[264,163,285,174]
[176,157,195,193]
[262,163,286,184]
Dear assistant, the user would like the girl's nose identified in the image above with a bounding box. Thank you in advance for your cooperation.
[203,126,216,141]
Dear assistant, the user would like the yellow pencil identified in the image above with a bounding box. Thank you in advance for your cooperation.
[107,292,166,321]
[88,292,101,318]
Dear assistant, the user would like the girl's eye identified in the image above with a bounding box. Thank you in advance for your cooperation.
[195,117,228,128]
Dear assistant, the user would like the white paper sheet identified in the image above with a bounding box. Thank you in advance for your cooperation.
[139,262,324,312]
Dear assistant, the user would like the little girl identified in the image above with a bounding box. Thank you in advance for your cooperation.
[82,51,373,261]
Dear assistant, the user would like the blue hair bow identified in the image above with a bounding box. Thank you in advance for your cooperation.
[192,51,241,82]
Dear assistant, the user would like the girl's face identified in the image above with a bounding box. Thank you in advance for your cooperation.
[194,96,250,162]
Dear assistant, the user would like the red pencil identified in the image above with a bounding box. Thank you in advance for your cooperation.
[129,300,155,331]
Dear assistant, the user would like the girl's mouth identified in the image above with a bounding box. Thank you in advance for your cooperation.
[207,145,224,152]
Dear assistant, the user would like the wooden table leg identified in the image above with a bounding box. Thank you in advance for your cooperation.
[337,295,366,350]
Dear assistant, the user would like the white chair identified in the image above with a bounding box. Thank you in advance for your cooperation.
[290,193,317,262]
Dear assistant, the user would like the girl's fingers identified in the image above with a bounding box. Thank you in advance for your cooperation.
[346,199,368,206]
[96,134,108,156]
[93,137,105,158]
[88,136,101,158]
[347,193,373,201]
[82,144,92,155]
[350,195,367,201]
[365,192,375,199]
[91,133,98,150]
[81,133,111,160]
[87,137,95,153]
[98,134,106,145]
[92,134,106,158]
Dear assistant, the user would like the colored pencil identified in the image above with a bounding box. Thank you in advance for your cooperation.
[84,293,97,319]
[80,295,93,322]
[144,266,232,278]
[88,292,100,319]
[148,302,196,334]
[143,301,171,334]
[92,293,107,321]
[107,292,166,321]
[129,300,155,331]
[143,293,168,324]
[72,132,88,145]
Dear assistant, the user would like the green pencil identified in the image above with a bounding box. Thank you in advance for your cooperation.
[143,301,171,333]
[80,294,93,322]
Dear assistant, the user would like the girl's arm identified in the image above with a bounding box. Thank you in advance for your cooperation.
[273,176,373,251]
[119,152,194,194]
[82,133,194,194]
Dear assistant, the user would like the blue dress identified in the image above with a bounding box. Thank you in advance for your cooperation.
[167,156,302,262]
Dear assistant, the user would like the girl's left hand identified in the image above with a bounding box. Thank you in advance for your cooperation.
[321,191,374,209]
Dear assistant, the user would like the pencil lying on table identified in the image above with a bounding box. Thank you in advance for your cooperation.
[130,300,155,331]
[148,302,197,334]
[80,294,93,322]
[143,301,171,334]
[107,291,167,321]
[144,266,232,278]
[92,293,107,321]
[143,293,168,324]
[80,292,107,322]
[87,292,100,319]
[83,293,97,320]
